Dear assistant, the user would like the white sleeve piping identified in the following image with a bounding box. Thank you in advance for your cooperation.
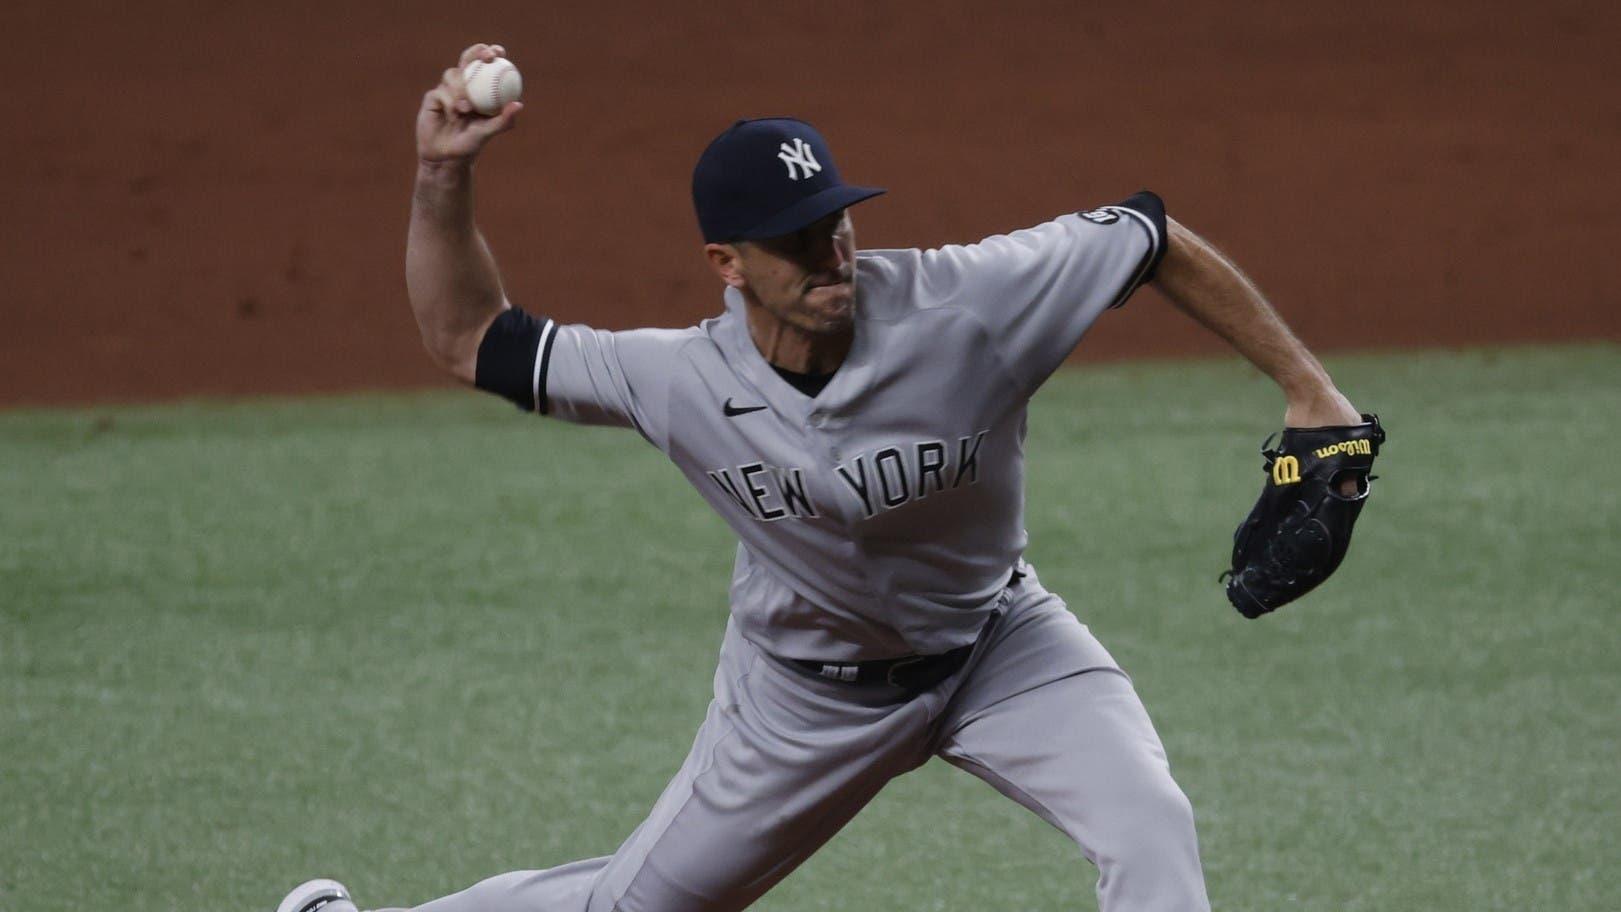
[532,318,557,414]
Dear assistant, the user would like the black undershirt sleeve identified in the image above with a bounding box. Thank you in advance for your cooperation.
[1115,189,1169,283]
[474,307,550,412]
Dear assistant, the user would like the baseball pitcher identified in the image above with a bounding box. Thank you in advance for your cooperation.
[280,43,1382,912]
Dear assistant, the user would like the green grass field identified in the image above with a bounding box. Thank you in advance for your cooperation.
[3,345,1617,911]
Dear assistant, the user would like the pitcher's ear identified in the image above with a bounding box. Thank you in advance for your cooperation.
[704,242,747,289]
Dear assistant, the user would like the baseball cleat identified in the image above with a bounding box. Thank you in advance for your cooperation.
[277,878,359,912]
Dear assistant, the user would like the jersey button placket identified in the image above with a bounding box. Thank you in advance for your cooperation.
[803,410,838,463]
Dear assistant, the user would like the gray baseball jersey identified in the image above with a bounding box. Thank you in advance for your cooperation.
[502,194,1165,662]
[361,193,1211,912]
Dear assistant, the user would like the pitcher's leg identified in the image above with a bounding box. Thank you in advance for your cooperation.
[397,626,937,912]
[933,572,1209,912]
[940,667,1209,912]
[395,683,745,912]
[403,858,607,912]
[597,649,938,912]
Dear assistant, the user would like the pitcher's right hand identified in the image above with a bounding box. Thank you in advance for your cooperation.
[416,44,523,165]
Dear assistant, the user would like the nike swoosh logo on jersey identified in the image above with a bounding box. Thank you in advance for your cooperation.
[723,398,768,417]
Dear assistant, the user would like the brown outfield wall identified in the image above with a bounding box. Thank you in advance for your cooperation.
[2,1,1615,406]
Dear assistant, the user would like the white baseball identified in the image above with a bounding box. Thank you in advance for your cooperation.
[462,57,522,116]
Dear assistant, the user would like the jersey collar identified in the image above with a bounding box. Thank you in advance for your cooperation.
[715,282,877,417]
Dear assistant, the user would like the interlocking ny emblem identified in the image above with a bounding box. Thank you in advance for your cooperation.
[777,138,822,181]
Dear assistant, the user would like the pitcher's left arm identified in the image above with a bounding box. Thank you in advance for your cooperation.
[1151,218,1385,618]
[1151,218,1361,429]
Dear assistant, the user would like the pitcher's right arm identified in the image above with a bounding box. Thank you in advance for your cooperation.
[406,43,523,383]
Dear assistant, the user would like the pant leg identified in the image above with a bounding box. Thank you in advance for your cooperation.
[405,620,945,912]
[935,573,1211,912]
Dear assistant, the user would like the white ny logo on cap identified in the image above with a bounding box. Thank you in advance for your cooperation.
[777,138,823,181]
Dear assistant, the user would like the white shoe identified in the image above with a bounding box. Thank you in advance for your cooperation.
[277,878,359,912]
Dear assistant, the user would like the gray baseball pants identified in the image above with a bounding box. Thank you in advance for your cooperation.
[388,568,1210,911]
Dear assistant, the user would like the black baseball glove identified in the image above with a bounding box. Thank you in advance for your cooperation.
[1222,414,1386,618]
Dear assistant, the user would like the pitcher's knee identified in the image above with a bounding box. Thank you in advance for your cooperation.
[1095,777,1199,868]
[1088,778,1207,910]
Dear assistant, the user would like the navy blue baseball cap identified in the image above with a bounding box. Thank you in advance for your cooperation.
[692,117,885,243]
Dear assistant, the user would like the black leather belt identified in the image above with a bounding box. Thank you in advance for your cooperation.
[790,642,975,690]
[787,567,1024,690]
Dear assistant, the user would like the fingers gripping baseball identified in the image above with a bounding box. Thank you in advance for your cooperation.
[416,43,523,164]
[458,43,505,67]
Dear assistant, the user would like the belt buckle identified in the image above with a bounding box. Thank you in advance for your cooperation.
[819,663,859,683]
[885,655,926,688]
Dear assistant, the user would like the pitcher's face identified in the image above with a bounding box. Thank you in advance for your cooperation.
[729,210,857,336]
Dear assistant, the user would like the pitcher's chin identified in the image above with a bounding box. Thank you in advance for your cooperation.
[804,287,855,334]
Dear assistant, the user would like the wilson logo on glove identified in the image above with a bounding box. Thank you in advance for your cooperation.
[1271,456,1302,485]
[1313,439,1373,459]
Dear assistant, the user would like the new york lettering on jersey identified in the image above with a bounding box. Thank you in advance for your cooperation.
[706,461,818,521]
[702,428,989,522]
[831,431,988,520]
